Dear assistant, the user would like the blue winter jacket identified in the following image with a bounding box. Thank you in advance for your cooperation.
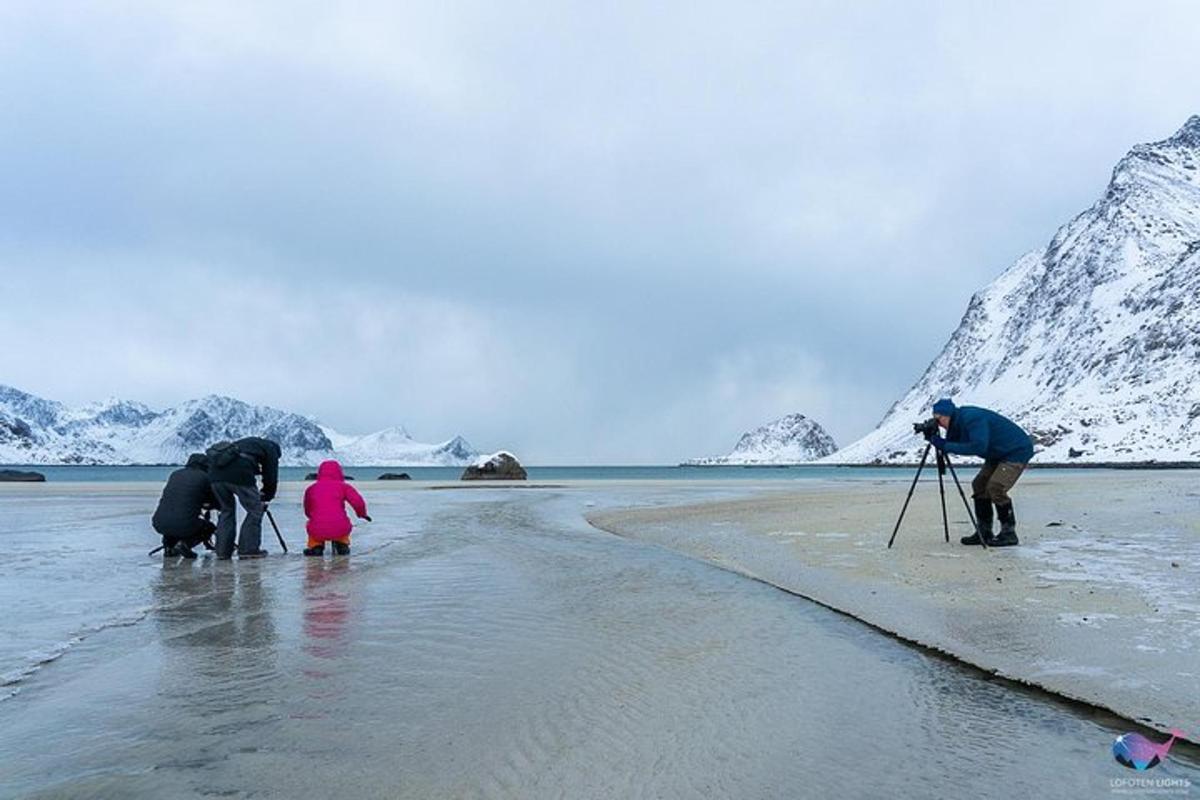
[942,406,1034,464]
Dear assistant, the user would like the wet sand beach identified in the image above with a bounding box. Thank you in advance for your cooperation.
[590,470,1200,741]
[1,478,1197,797]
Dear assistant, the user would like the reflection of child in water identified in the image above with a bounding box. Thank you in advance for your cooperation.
[302,460,370,556]
[303,559,351,669]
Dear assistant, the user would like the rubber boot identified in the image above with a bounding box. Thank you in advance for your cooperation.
[992,503,1019,547]
[303,543,325,557]
[333,541,351,556]
[961,497,994,545]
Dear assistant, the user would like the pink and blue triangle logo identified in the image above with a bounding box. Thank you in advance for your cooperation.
[1113,729,1185,771]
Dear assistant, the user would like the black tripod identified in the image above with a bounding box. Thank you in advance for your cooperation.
[887,442,986,549]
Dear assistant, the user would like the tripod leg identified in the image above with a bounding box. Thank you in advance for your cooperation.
[265,508,289,554]
[887,443,932,549]
[936,452,950,543]
[943,454,987,550]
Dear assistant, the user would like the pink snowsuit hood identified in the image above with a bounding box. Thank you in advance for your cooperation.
[303,460,367,541]
[317,460,345,481]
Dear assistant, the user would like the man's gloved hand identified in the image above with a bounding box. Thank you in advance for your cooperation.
[929,435,946,450]
[363,515,372,522]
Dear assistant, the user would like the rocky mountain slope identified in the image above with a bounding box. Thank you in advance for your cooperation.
[828,116,1200,464]
[0,385,479,466]
[685,413,838,465]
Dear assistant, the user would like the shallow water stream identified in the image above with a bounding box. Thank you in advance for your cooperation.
[1,483,1195,798]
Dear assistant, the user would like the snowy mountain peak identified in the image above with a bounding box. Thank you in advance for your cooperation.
[0,384,64,429]
[828,116,1200,464]
[685,413,838,465]
[0,385,480,466]
[71,398,157,427]
[1165,115,1200,147]
[435,436,477,462]
[332,428,476,466]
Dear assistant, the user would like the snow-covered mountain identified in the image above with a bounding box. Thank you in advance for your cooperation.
[685,413,838,465]
[828,116,1200,464]
[0,385,480,466]
[324,426,478,467]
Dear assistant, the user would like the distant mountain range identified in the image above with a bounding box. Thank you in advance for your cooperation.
[685,413,838,465]
[827,116,1200,464]
[0,385,479,466]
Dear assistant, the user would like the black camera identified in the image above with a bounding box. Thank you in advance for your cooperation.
[912,418,940,440]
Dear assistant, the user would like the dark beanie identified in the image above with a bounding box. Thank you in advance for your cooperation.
[932,398,956,416]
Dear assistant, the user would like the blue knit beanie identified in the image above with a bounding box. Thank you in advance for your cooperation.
[932,398,956,416]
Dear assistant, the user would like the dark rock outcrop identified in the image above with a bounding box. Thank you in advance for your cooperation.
[461,452,527,481]
[377,472,412,480]
[0,469,46,482]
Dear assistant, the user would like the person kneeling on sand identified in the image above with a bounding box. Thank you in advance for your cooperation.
[928,398,1034,547]
[152,453,218,558]
[303,460,370,556]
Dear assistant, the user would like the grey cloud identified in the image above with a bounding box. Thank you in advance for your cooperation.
[2,1,1200,461]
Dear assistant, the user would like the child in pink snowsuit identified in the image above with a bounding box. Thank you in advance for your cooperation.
[303,460,369,556]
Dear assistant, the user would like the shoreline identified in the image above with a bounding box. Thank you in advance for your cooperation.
[588,471,1200,743]
[680,461,1200,470]
[4,461,1200,470]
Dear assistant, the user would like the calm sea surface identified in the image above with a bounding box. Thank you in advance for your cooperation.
[1,463,1110,482]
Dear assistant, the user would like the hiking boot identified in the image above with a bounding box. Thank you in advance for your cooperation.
[961,497,995,545]
[239,549,269,559]
[332,541,351,556]
[175,544,197,559]
[303,544,325,557]
[992,503,1019,547]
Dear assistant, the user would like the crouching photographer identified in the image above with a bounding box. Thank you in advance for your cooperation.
[926,398,1034,547]
[152,453,218,558]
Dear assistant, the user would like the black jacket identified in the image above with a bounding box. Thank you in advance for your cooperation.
[208,437,282,501]
[152,454,218,536]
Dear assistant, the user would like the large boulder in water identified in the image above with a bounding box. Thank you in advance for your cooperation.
[461,451,527,481]
[377,472,411,480]
[0,469,45,482]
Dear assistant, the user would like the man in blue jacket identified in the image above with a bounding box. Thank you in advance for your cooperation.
[928,398,1034,547]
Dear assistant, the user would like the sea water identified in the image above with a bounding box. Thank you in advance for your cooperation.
[0,481,1195,798]
[4,464,916,482]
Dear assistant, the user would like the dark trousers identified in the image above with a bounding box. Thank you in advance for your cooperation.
[157,518,216,549]
[213,482,265,557]
[971,460,1026,505]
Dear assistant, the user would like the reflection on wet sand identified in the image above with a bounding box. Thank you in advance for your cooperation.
[300,559,355,716]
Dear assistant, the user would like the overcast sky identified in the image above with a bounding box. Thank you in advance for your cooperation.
[2,1,1198,462]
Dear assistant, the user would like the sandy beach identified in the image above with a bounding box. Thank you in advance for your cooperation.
[589,470,1200,740]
